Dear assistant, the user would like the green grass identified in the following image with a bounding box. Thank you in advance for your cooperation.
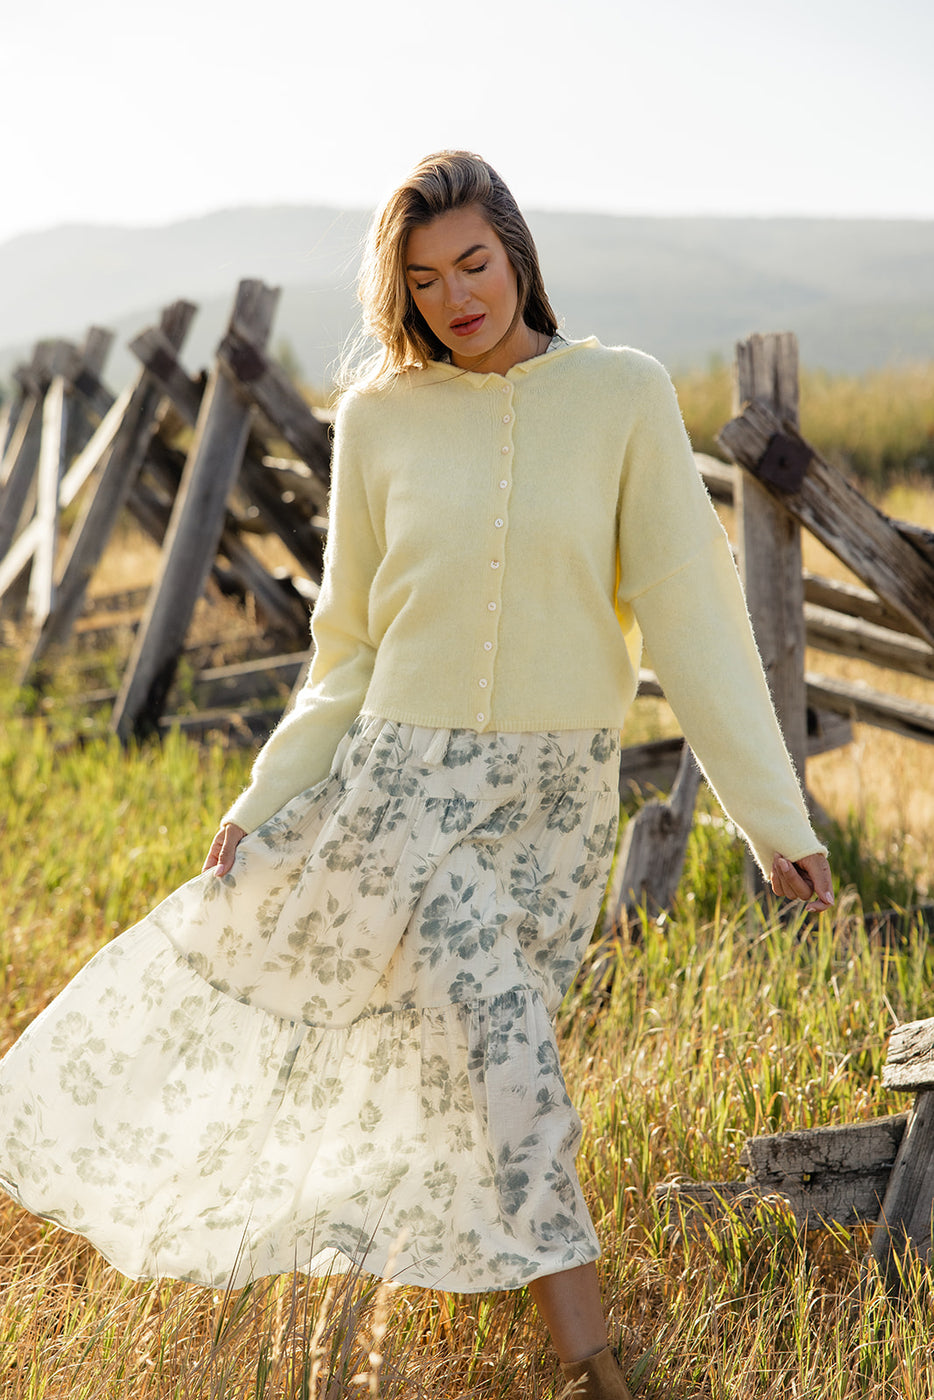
[3,685,934,1395]
[675,361,934,490]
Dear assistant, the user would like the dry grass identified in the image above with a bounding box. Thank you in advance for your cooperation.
[3,373,934,1395]
[675,362,934,489]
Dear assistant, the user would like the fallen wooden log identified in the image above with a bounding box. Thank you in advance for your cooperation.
[657,1113,908,1234]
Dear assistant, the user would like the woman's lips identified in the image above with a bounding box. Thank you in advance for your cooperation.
[450,314,485,337]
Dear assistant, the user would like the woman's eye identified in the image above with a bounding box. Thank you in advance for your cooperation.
[466,263,487,275]
[414,278,436,292]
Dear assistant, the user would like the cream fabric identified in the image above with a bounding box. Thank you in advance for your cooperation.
[0,719,619,1291]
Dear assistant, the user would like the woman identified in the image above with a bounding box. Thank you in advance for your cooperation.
[0,151,832,1400]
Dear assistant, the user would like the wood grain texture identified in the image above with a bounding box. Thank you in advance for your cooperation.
[805,604,934,680]
[803,571,924,638]
[733,333,808,784]
[131,324,326,579]
[719,399,934,647]
[741,1115,908,1227]
[112,281,281,740]
[869,1089,934,1293]
[883,1019,934,1091]
[598,743,701,954]
[0,396,19,468]
[658,1114,908,1233]
[805,671,934,744]
[216,325,331,487]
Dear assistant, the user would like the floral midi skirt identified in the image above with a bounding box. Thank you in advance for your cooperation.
[0,717,620,1292]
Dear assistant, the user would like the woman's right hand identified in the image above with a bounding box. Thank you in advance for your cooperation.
[202,822,247,877]
[770,851,834,912]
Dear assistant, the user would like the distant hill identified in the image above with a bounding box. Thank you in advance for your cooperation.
[0,206,931,392]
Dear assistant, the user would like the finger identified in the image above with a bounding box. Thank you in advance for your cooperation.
[771,855,813,901]
[201,834,224,875]
[214,826,244,877]
[796,854,835,909]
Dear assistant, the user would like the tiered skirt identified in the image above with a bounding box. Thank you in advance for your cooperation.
[0,716,620,1292]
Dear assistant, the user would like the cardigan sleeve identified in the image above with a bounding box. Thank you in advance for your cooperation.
[616,358,823,872]
[221,395,381,832]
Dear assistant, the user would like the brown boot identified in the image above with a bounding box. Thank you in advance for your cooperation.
[560,1346,634,1399]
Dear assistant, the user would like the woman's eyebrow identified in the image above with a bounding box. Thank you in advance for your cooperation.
[406,243,489,273]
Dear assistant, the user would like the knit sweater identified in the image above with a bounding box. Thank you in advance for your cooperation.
[223,336,821,871]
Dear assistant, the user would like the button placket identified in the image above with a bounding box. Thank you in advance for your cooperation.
[476,383,515,728]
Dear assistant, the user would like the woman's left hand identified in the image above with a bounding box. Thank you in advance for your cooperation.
[770,851,834,912]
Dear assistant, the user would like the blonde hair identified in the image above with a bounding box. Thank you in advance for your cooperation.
[340,150,557,392]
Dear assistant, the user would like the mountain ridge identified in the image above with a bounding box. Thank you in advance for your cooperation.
[0,205,931,389]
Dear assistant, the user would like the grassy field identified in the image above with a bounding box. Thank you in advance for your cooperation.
[2,701,934,1398]
[1,370,934,1396]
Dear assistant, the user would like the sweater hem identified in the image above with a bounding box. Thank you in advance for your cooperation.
[359,705,626,734]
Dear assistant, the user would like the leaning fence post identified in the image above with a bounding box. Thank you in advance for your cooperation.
[26,374,70,626]
[867,1017,934,1298]
[0,397,43,562]
[19,302,197,681]
[0,394,20,466]
[111,279,280,741]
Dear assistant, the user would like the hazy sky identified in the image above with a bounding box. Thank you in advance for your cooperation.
[1,0,931,245]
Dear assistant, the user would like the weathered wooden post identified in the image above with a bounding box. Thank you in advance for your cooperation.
[65,327,114,460]
[604,746,701,926]
[0,388,133,609]
[131,322,329,581]
[19,303,197,680]
[112,279,280,741]
[0,341,80,623]
[733,333,808,775]
[731,334,807,897]
[0,397,43,561]
[25,374,70,626]
[868,1018,934,1297]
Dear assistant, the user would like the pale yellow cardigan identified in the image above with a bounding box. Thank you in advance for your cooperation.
[223,337,821,870]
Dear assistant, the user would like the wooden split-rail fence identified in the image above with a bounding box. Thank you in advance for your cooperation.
[4,283,934,1289]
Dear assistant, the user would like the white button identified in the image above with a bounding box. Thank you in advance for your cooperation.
[494,518,503,528]
[499,479,508,489]
[501,445,510,455]
[483,641,493,651]
[477,712,485,722]
[478,678,488,688]
[488,602,497,611]
[501,385,509,395]
[503,413,511,423]
[490,560,500,569]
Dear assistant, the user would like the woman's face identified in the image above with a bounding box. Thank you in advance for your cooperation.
[405,205,533,373]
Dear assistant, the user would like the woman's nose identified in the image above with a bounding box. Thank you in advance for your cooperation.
[443,276,468,309]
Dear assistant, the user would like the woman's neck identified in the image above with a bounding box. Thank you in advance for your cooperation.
[451,322,550,376]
